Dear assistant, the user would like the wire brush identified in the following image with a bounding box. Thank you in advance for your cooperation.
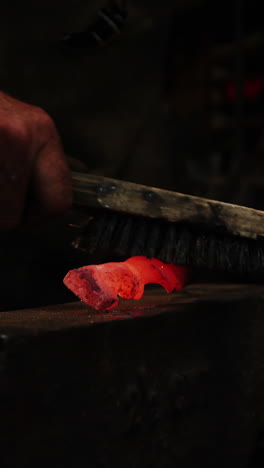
[71,172,264,278]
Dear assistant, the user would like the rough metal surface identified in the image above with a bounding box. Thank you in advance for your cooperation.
[1,284,264,467]
[1,283,264,332]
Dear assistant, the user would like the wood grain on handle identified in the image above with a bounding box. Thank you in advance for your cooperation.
[72,172,264,241]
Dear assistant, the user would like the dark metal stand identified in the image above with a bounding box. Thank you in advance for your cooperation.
[1,284,264,467]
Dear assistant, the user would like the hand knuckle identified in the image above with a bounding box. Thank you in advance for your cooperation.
[0,118,28,147]
[34,108,57,135]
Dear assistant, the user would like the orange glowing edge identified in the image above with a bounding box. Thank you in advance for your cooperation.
[63,256,190,312]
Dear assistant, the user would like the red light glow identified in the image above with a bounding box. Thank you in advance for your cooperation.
[226,78,264,100]
[63,256,190,312]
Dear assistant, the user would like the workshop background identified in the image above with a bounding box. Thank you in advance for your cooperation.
[0,0,263,310]
[1,2,264,468]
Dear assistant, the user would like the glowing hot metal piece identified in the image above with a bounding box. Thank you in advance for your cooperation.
[63,256,190,312]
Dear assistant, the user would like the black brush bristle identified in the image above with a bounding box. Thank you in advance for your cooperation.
[75,211,264,278]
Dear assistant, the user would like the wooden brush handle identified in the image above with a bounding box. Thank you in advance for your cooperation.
[72,171,264,241]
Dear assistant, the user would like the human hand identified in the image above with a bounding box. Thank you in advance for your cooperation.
[0,92,72,229]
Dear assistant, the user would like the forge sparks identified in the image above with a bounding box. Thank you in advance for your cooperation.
[63,256,190,312]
